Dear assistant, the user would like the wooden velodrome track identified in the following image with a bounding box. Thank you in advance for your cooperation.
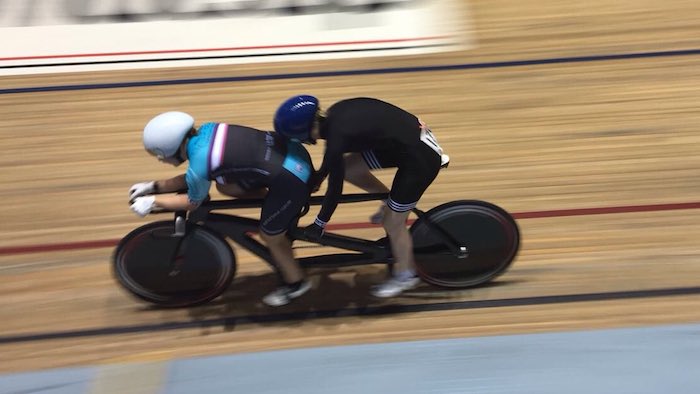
[1,0,700,373]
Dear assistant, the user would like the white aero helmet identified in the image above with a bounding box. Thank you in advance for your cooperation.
[143,111,195,159]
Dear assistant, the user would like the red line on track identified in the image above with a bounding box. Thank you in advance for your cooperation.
[0,36,449,61]
[0,239,119,256]
[511,201,700,219]
[1,201,699,256]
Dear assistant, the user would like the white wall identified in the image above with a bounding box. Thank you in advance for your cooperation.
[0,0,469,75]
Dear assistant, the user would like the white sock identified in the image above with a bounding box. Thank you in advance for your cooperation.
[394,269,416,281]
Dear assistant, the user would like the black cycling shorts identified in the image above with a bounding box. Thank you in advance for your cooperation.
[361,140,441,212]
[260,169,310,235]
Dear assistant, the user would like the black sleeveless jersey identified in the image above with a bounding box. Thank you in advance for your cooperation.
[316,98,422,223]
[210,124,288,189]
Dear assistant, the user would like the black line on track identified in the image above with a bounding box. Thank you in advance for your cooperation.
[2,48,700,94]
[2,286,699,345]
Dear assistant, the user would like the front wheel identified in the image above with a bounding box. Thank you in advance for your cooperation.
[410,200,520,288]
[113,221,236,307]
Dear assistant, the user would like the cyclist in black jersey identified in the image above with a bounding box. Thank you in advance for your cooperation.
[274,96,450,298]
[128,112,314,306]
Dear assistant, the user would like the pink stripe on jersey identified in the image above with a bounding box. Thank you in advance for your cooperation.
[210,123,228,174]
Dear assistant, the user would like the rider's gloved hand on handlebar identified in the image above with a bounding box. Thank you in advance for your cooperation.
[130,195,156,217]
[304,222,325,240]
[129,181,156,202]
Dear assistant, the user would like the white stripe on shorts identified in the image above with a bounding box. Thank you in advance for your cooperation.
[361,150,382,170]
[387,197,416,212]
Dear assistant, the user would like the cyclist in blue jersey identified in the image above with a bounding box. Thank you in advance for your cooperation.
[274,96,450,298]
[128,111,313,306]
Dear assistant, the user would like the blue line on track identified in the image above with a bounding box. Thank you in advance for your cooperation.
[2,48,699,95]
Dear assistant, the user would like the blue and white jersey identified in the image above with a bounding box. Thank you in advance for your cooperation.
[185,122,216,204]
[185,122,312,205]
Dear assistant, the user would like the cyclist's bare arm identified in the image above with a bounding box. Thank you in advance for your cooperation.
[152,175,199,211]
[154,193,198,211]
[154,174,186,193]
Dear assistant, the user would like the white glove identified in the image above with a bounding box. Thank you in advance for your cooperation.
[129,181,156,202]
[130,195,156,217]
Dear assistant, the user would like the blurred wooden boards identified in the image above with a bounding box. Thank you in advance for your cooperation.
[2,208,699,372]
[1,0,699,374]
[1,56,698,247]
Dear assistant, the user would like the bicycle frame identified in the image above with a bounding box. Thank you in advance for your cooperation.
[183,192,394,270]
[115,193,519,307]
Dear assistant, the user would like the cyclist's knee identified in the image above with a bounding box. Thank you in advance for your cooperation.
[259,230,288,244]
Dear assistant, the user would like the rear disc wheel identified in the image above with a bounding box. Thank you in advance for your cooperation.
[411,200,520,288]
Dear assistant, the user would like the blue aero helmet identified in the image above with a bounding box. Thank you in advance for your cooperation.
[273,95,319,144]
